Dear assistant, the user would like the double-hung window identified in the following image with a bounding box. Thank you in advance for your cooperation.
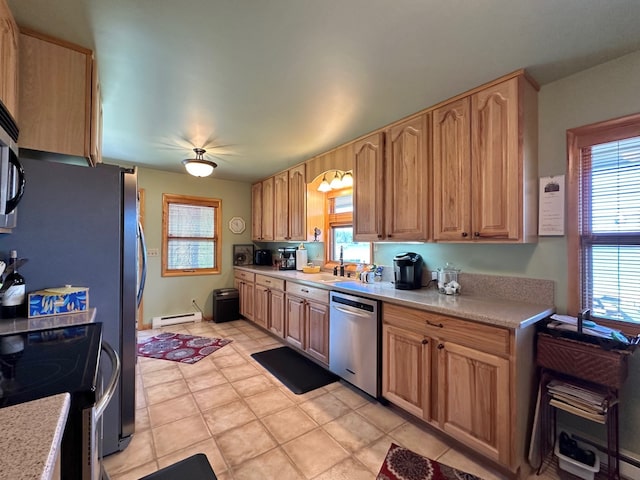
[326,189,371,265]
[567,112,640,333]
[162,194,222,276]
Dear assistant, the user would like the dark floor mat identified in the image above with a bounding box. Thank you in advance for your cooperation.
[251,346,338,394]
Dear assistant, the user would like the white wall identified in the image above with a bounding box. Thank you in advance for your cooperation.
[137,167,252,325]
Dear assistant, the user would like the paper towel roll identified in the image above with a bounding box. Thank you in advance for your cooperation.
[296,248,307,270]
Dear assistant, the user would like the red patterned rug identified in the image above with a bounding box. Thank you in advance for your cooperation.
[377,443,483,480]
[137,332,232,364]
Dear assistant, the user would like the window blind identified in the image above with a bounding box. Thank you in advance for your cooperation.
[167,203,216,270]
[580,136,640,323]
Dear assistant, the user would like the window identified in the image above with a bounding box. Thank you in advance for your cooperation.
[325,189,371,264]
[162,194,221,276]
[567,112,640,333]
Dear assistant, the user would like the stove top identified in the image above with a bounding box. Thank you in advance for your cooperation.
[0,323,102,408]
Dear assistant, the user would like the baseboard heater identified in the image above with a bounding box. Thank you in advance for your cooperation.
[151,312,202,329]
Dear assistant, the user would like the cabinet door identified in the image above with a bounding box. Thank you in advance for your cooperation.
[382,324,431,419]
[471,78,520,240]
[288,164,306,241]
[89,60,102,165]
[353,132,385,241]
[253,284,268,328]
[274,171,289,240]
[237,280,254,321]
[19,30,93,158]
[433,98,472,241]
[269,289,285,338]
[385,113,430,241]
[285,294,305,350]
[251,182,263,241]
[262,176,275,241]
[305,299,329,365]
[438,341,510,464]
[0,0,19,120]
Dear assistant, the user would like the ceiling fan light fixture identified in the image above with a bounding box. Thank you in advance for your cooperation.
[317,174,332,192]
[182,148,218,177]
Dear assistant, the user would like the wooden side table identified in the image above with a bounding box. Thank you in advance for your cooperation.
[534,332,632,480]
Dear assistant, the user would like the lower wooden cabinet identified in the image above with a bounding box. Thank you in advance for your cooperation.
[382,324,431,419]
[285,282,329,365]
[253,274,285,334]
[382,302,517,471]
[234,271,255,321]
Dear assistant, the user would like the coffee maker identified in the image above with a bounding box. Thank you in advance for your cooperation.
[393,252,423,290]
[278,246,297,270]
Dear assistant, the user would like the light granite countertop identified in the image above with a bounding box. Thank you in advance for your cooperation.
[0,308,96,336]
[235,266,554,329]
[0,393,70,480]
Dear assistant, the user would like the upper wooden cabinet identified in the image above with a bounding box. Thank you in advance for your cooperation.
[0,0,19,120]
[433,74,538,242]
[18,29,102,164]
[353,132,385,241]
[273,164,306,241]
[252,177,274,241]
[384,113,430,241]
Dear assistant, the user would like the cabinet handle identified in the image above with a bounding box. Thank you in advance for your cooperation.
[265,280,271,284]
[421,339,428,345]
[388,234,393,238]
[437,343,444,350]
[426,320,443,328]
[473,232,480,237]
[461,232,468,237]
[301,288,309,293]
[377,234,383,238]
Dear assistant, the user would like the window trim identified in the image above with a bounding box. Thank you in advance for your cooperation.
[567,111,640,336]
[161,193,222,277]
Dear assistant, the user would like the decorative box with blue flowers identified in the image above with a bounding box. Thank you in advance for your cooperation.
[28,286,89,318]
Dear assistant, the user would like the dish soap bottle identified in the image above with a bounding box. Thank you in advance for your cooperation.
[295,243,307,271]
[2,250,26,318]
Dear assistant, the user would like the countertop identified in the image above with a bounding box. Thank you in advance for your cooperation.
[0,308,96,336]
[0,393,71,480]
[235,266,554,329]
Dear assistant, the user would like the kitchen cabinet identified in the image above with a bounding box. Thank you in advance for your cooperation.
[285,282,329,365]
[383,113,430,241]
[382,323,431,419]
[252,177,274,241]
[432,74,538,242]
[382,303,513,469]
[263,164,306,242]
[18,29,102,164]
[0,0,19,120]
[353,131,385,241]
[254,274,285,336]
[234,270,255,322]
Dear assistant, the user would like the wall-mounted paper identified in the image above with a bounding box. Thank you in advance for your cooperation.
[538,175,565,236]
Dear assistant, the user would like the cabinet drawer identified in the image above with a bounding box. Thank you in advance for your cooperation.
[255,274,285,291]
[286,282,328,304]
[234,270,255,282]
[383,303,510,356]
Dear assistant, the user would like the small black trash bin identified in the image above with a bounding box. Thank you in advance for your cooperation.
[212,288,239,323]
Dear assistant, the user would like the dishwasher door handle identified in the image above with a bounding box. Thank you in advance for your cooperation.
[332,305,371,318]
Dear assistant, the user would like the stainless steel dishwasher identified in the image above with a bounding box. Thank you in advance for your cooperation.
[329,291,380,398]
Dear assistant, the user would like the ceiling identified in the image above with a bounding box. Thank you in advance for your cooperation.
[7,0,640,182]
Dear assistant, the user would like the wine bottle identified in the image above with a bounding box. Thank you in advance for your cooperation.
[2,250,26,318]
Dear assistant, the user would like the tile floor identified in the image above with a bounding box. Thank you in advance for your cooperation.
[104,319,575,480]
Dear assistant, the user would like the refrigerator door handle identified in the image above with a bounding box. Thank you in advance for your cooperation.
[137,221,147,308]
[95,341,121,419]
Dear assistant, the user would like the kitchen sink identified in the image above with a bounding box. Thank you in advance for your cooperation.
[312,274,345,283]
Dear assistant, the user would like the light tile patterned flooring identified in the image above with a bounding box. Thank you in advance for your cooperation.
[104,319,569,480]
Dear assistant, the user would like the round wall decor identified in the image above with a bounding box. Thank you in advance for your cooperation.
[228,216,246,234]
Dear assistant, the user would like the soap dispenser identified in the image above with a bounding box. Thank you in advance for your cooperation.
[295,243,307,271]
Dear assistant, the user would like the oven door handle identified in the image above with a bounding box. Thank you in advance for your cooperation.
[95,341,121,420]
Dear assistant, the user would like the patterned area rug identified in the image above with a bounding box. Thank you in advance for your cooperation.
[137,332,232,364]
[377,443,483,480]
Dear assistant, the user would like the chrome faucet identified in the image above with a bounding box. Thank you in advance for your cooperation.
[339,246,345,276]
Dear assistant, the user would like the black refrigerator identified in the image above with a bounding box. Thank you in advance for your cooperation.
[0,156,142,455]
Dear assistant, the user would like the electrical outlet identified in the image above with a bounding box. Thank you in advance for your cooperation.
[191,298,196,305]
[147,248,159,257]
[431,271,438,281]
